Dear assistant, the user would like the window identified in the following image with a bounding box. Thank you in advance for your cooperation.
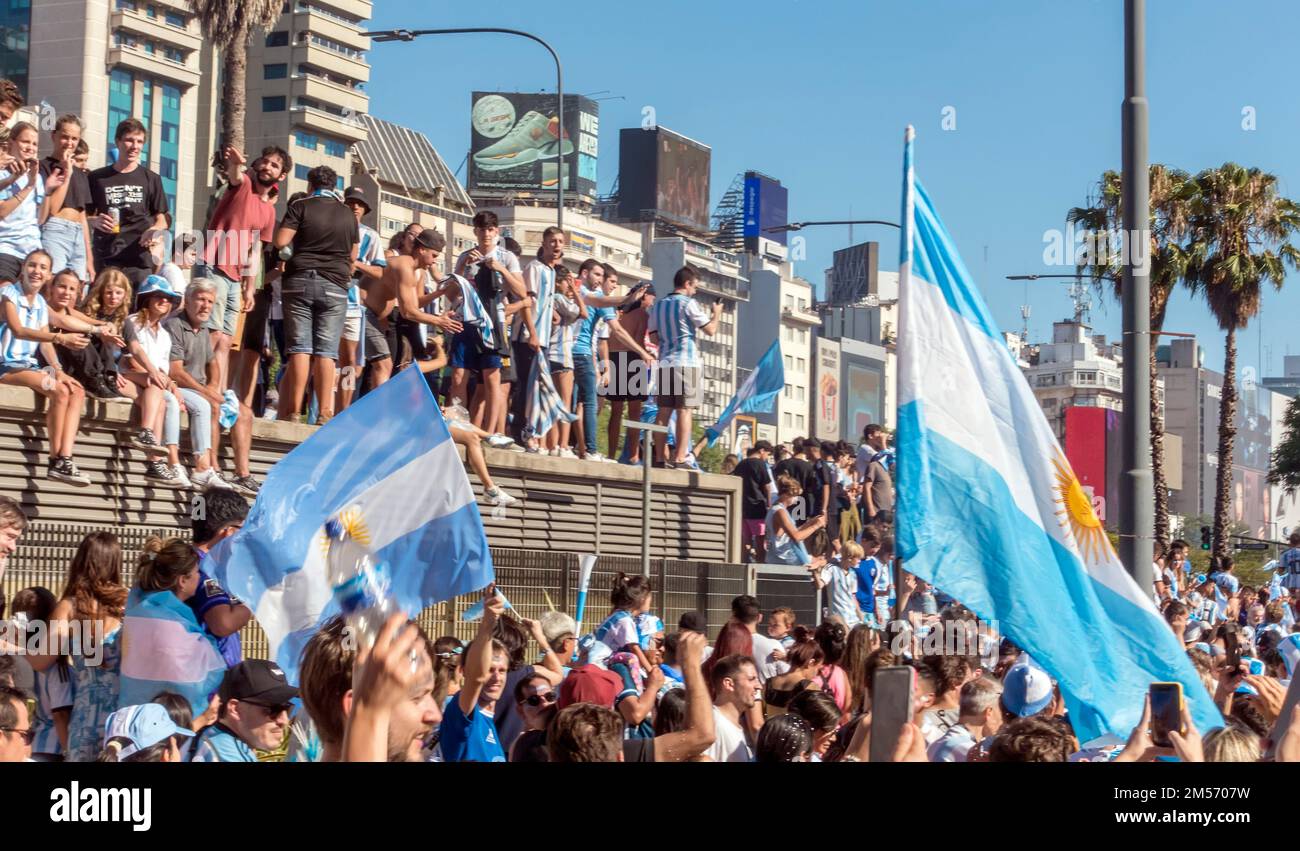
[796,386,805,402]
[322,138,346,158]
[294,164,311,180]
[145,4,156,17]
[784,355,793,371]
[164,47,184,63]
[264,63,288,80]
[796,357,806,372]
[784,383,792,398]
[797,298,807,311]
[294,131,319,150]
[164,11,185,27]
[784,295,794,310]
[783,412,792,428]
[143,40,155,54]
[1036,374,1056,387]
[262,96,286,112]
[336,175,344,190]
[116,0,136,9]
[1077,371,1097,384]
[265,30,289,47]
[107,69,133,159]
[158,157,177,180]
[796,415,805,430]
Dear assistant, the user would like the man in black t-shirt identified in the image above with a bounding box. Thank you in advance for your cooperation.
[272,165,359,424]
[732,440,775,562]
[40,114,95,282]
[87,118,169,285]
[773,439,819,524]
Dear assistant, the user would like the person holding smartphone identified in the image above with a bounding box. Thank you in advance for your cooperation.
[40,115,95,284]
[0,122,66,286]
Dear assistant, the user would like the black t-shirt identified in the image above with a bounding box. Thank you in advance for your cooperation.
[622,737,656,763]
[88,164,169,270]
[41,157,92,212]
[733,457,772,520]
[773,457,819,515]
[282,194,359,288]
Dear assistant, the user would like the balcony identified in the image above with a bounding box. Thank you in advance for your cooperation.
[108,45,200,88]
[111,10,203,52]
[293,8,371,53]
[293,40,369,83]
[291,73,367,117]
[781,305,821,326]
[290,104,368,143]
[312,0,372,20]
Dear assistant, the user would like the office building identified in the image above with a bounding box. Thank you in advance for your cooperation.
[736,253,816,445]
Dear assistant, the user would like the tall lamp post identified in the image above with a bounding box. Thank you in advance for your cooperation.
[1121,0,1152,590]
[363,27,565,229]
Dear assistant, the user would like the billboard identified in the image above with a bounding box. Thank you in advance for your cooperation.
[829,241,879,305]
[743,172,788,250]
[843,356,884,439]
[468,92,598,201]
[1064,407,1122,526]
[617,127,711,231]
[815,338,840,440]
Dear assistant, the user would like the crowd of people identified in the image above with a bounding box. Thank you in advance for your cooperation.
[0,79,738,503]
[2,480,1300,763]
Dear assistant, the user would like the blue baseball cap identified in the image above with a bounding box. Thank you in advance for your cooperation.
[1193,574,1207,588]
[1001,656,1055,718]
[137,274,183,302]
[103,703,193,760]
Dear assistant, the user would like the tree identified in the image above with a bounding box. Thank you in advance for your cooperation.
[1067,165,1198,553]
[189,0,283,159]
[1269,395,1300,497]
[1188,164,1300,560]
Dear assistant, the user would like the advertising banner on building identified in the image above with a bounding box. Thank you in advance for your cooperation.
[616,127,711,231]
[815,338,840,440]
[843,355,884,440]
[468,92,598,201]
[743,172,788,250]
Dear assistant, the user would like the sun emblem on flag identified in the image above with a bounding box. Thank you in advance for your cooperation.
[317,505,372,559]
[1052,454,1111,564]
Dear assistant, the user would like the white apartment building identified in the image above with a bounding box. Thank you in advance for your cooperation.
[1025,320,1125,440]
[737,254,816,444]
[243,0,371,204]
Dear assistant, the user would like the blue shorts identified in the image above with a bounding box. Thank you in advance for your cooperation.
[450,330,501,371]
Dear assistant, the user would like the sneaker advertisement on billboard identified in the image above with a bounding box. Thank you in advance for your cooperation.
[468,91,599,202]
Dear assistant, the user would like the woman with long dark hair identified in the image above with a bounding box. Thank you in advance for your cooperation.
[813,620,852,717]
[27,531,129,761]
[763,626,824,716]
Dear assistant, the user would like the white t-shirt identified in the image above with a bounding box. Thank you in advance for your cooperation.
[750,632,788,682]
[124,315,172,372]
[705,707,754,763]
[819,563,861,627]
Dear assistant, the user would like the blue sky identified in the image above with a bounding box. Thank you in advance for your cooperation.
[366,0,1300,378]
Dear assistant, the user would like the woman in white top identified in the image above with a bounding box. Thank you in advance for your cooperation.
[0,122,65,285]
[119,275,187,488]
[765,474,827,565]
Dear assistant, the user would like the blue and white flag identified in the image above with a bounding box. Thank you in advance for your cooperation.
[209,367,495,682]
[119,588,226,717]
[705,340,784,446]
[453,274,496,351]
[525,354,576,440]
[894,126,1220,743]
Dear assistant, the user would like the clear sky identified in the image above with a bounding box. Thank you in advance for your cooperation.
[365,0,1300,379]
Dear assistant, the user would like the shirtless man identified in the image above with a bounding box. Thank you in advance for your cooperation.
[605,283,655,463]
[360,228,462,388]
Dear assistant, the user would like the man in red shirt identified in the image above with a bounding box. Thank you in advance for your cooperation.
[201,145,288,392]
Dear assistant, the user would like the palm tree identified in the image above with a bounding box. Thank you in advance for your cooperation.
[1188,164,1300,561]
[189,0,283,158]
[1068,165,1198,554]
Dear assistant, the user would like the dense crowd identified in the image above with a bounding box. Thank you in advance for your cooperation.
[0,79,734,504]
[2,480,1300,763]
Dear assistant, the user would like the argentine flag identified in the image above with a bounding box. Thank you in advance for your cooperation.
[895,126,1221,743]
[209,367,495,682]
[705,340,785,447]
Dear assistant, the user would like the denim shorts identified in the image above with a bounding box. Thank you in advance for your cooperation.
[281,270,349,360]
[204,271,242,336]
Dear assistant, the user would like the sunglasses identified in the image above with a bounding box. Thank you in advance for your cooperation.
[0,726,34,745]
[524,692,557,707]
[250,701,294,718]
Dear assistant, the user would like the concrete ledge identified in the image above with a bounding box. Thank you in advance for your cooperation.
[0,384,740,560]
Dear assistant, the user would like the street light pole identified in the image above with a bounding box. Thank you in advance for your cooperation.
[1120,0,1153,589]
[363,27,565,230]
[764,219,900,234]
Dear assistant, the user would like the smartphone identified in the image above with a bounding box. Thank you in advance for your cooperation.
[1223,626,1242,671]
[1149,682,1184,748]
[870,666,916,762]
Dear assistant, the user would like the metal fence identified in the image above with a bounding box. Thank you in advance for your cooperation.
[1,522,753,662]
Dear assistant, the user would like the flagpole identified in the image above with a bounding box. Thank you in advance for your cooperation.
[895,125,915,624]
[1120,0,1154,589]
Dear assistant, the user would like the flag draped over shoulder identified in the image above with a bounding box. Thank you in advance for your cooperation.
[705,340,784,446]
[894,125,1221,743]
[119,587,226,717]
[454,274,496,351]
[208,367,495,682]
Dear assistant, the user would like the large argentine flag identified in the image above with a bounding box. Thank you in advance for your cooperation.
[119,588,226,717]
[895,126,1220,743]
[209,367,495,682]
[705,340,784,446]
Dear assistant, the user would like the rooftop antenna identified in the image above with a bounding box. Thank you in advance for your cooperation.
[1067,275,1092,325]
[1019,303,1032,342]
